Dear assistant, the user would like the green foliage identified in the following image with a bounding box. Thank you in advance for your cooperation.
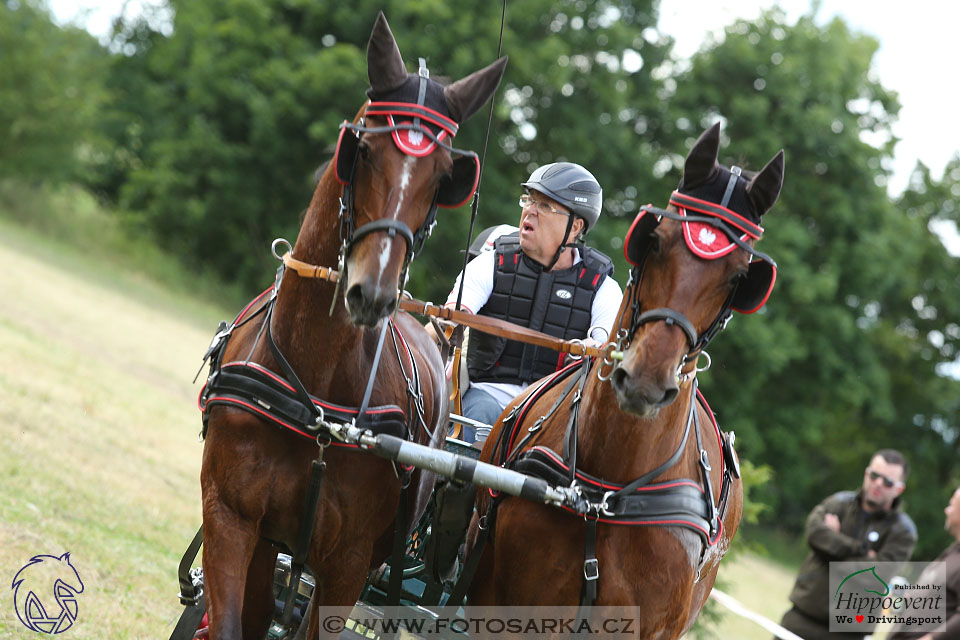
[0,0,110,183]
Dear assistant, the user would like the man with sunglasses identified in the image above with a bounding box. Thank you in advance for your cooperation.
[778,449,918,639]
[442,162,622,445]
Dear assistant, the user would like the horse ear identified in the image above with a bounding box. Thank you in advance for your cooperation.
[682,122,721,188]
[746,150,785,217]
[444,56,508,124]
[367,12,409,95]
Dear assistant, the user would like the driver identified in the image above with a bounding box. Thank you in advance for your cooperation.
[444,162,623,444]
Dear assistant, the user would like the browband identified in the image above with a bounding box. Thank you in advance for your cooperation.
[669,191,764,240]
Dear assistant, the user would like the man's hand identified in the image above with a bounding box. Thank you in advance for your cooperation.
[824,513,841,532]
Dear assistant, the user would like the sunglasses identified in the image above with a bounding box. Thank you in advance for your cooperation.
[865,468,901,488]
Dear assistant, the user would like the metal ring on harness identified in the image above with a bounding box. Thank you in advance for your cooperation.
[272,237,293,261]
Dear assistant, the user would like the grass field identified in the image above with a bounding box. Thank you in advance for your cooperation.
[0,204,811,638]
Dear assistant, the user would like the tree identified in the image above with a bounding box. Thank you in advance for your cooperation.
[0,1,109,184]
[668,8,960,558]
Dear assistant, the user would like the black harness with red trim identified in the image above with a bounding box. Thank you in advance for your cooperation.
[197,283,426,455]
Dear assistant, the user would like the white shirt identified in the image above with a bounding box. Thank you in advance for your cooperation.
[445,240,623,408]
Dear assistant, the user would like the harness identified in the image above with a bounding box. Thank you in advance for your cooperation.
[197,283,429,453]
[446,357,740,611]
[195,264,432,620]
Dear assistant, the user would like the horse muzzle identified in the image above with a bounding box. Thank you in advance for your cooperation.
[609,364,680,418]
[344,279,398,328]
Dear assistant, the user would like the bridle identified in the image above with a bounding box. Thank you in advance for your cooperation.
[604,169,777,383]
[333,60,481,292]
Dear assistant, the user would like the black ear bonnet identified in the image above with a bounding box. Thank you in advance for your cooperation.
[624,164,777,314]
[333,62,480,209]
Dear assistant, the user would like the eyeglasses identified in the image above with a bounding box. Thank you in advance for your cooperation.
[519,194,569,217]
[865,468,901,488]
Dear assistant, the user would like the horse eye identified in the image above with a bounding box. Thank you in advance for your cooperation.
[358,143,371,161]
[649,233,661,254]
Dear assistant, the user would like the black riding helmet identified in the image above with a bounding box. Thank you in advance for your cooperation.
[521,162,603,235]
[521,162,602,270]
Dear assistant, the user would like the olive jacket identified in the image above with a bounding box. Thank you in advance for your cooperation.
[789,489,918,621]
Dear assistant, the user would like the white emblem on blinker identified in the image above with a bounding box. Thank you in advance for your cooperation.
[698,228,717,245]
[556,289,572,299]
[407,129,424,145]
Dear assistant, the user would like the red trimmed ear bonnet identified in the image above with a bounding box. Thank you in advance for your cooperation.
[334,12,506,209]
[624,122,784,313]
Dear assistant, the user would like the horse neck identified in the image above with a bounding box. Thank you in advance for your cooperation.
[270,172,366,380]
[577,364,698,484]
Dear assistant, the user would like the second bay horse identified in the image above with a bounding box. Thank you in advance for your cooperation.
[466,122,784,638]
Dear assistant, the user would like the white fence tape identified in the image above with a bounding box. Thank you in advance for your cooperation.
[709,588,805,640]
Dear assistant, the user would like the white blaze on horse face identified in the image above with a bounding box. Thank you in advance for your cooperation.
[376,155,416,286]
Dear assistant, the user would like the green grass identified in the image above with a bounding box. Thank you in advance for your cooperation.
[0,182,814,638]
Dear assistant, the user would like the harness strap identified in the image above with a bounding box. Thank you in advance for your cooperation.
[280,454,326,628]
[386,490,408,606]
[265,299,323,425]
[561,360,592,485]
[357,319,392,424]
[577,519,599,618]
[634,308,698,349]
[445,497,499,609]
[496,363,582,465]
[201,363,409,441]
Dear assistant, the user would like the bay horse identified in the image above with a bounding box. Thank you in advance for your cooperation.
[464,123,784,638]
[196,13,506,639]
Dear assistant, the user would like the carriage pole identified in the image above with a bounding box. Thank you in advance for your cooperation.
[329,425,584,509]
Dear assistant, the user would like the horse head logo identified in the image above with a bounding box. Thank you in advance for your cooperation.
[11,553,84,634]
[834,565,890,601]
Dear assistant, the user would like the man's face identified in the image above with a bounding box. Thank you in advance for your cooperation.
[518,191,579,267]
[944,488,960,538]
[861,455,906,510]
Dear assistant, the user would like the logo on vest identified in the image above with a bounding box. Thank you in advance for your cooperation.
[555,289,572,300]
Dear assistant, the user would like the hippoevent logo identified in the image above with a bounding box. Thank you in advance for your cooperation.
[11,553,84,634]
[829,561,946,633]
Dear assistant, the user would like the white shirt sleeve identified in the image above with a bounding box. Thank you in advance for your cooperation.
[589,275,624,343]
[444,249,495,314]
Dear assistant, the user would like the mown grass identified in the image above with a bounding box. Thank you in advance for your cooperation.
[0,182,810,638]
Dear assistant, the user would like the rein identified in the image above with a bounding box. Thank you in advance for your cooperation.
[279,251,624,362]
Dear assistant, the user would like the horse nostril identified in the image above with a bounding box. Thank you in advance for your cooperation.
[382,297,397,317]
[660,386,679,406]
[610,366,628,390]
[345,283,365,311]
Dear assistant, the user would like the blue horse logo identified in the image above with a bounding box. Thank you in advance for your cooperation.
[11,552,84,634]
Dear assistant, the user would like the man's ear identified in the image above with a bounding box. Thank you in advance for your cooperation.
[568,217,585,243]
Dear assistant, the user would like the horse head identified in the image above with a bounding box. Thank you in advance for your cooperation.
[611,122,784,417]
[336,12,506,327]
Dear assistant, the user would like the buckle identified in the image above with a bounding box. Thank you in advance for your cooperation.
[583,558,599,581]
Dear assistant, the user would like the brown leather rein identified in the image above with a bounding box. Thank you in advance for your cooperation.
[282,253,623,362]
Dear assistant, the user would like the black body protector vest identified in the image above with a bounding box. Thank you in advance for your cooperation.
[467,232,614,386]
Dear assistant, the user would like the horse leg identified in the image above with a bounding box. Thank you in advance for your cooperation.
[306,552,378,640]
[240,537,278,639]
[201,499,261,640]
